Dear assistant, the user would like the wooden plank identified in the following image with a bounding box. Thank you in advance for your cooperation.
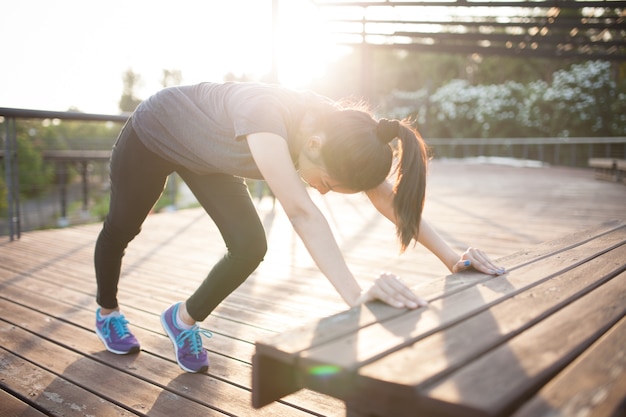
[349,242,626,416]
[511,315,626,417]
[589,158,618,169]
[490,220,625,271]
[588,158,626,171]
[256,221,625,361]
[252,223,626,407]
[589,158,626,183]
[298,226,626,371]
[0,348,137,417]
[419,270,626,417]
[0,389,48,417]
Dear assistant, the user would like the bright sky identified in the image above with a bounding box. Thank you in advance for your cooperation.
[1,0,342,114]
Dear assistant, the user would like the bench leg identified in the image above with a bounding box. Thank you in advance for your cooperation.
[346,400,383,417]
[251,354,299,409]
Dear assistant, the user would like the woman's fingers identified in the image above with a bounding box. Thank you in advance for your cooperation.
[368,273,428,309]
[454,247,506,275]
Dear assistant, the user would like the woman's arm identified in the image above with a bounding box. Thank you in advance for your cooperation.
[247,132,422,308]
[366,180,505,274]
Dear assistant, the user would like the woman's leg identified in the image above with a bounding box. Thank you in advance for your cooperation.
[95,123,174,309]
[179,172,267,321]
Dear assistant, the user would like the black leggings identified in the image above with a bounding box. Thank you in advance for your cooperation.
[94,122,267,321]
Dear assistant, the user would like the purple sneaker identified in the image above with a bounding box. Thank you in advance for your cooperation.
[160,302,212,373]
[95,308,140,354]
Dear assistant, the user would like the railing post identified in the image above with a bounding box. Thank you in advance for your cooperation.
[57,161,69,227]
[3,116,21,240]
[80,161,89,215]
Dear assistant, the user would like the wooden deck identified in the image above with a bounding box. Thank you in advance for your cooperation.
[1,160,625,417]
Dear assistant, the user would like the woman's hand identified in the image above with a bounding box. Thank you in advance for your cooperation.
[357,273,428,309]
[452,247,506,275]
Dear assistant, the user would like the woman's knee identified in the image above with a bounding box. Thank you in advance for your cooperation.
[98,214,142,249]
[228,230,267,264]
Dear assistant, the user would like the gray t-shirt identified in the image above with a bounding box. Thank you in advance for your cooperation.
[131,82,324,179]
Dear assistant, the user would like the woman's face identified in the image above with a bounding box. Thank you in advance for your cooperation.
[297,133,358,195]
[298,153,356,195]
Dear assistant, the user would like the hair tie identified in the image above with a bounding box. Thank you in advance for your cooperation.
[376,118,399,143]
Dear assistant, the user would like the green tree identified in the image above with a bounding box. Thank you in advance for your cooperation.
[119,68,143,113]
[0,176,6,214]
[161,69,183,88]
[48,119,119,150]
[471,55,578,85]
[17,135,53,198]
[0,121,54,200]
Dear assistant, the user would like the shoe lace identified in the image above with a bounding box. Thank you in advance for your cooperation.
[101,314,132,340]
[175,325,213,356]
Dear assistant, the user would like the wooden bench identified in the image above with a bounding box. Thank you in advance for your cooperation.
[589,158,626,184]
[252,220,626,417]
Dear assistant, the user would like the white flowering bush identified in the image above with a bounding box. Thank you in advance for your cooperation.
[428,79,527,138]
[534,61,618,137]
[384,61,624,138]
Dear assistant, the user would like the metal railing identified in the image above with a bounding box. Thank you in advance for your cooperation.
[2,107,625,241]
[1,107,129,241]
[427,136,626,166]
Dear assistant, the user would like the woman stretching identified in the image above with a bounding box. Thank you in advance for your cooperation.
[94,81,505,373]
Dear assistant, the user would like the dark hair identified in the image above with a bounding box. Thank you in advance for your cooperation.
[320,108,429,252]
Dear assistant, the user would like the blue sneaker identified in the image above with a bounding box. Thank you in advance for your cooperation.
[160,302,212,373]
[95,308,141,354]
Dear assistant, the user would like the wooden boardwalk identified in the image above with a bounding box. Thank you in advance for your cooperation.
[1,160,625,417]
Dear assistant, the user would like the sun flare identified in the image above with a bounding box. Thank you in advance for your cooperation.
[273,0,344,88]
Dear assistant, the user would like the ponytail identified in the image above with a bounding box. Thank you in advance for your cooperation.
[392,121,429,252]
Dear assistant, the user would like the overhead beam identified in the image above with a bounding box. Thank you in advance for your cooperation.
[329,17,625,30]
[342,40,625,60]
[313,0,626,60]
[314,1,626,8]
